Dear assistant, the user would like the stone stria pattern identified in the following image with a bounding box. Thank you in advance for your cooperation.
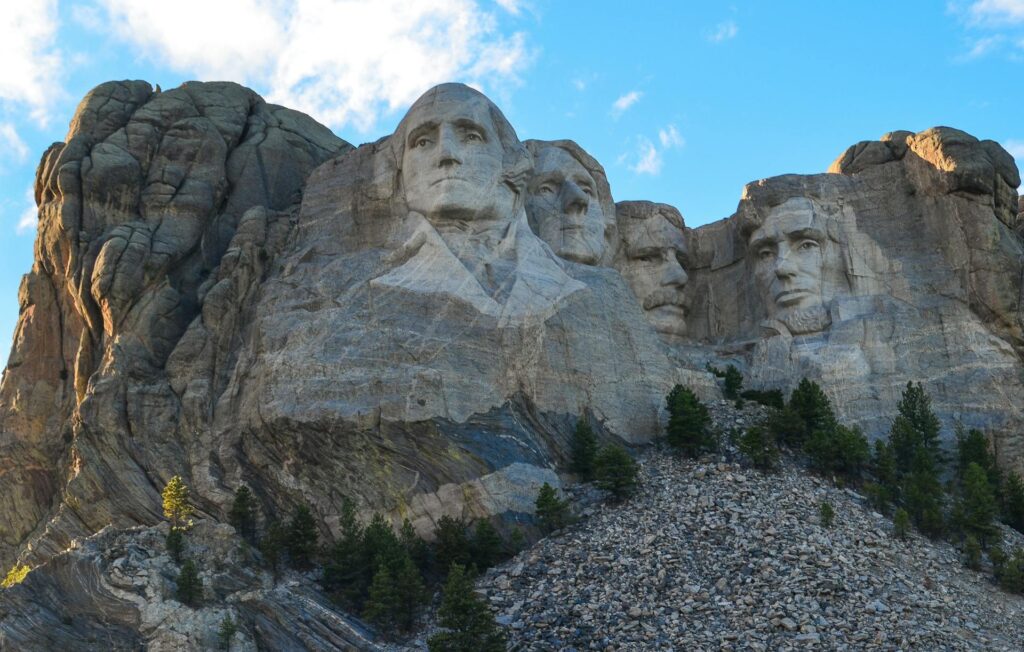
[0,79,1021,647]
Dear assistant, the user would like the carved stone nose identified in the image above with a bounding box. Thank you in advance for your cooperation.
[561,182,589,216]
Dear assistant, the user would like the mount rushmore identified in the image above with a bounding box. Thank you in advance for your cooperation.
[0,80,1022,580]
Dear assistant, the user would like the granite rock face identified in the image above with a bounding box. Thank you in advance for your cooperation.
[1,79,1023,649]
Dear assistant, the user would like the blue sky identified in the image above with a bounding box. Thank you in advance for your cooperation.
[1,0,1023,353]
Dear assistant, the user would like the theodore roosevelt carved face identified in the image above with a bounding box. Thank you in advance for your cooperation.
[526,144,607,265]
[615,205,690,341]
[748,197,832,335]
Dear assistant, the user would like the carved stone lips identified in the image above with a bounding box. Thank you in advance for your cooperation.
[775,288,810,304]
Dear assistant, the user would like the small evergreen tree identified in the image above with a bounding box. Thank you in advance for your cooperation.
[738,425,778,471]
[534,482,571,533]
[723,365,743,400]
[593,444,639,500]
[964,535,982,571]
[176,559,203,607]
[166,528,184,563]
[286,504,319,570]
[766,405,808,449]
[434,516,472,575]
[889,381,941,476]
[217,616,238,650]
[956,462,999,548]
[956,426,996,481]
[871,439,898,507]
[162,475,193,530]
[570,418,598,481]
[903,446,944,538]
[323,497,365,604]
[427,564,506,652]
[470,519,502,569]
[893,508,911,540]
[260,521,286,579]
[789,378,836,444]
[997,548,1024,593]
[1001,471,1024,533]
[364,552,426,634]
[228,486,258,543]
[399,518,431,574]
[819,501,835,528]
[665,385,713,458]
[507,526,526,555]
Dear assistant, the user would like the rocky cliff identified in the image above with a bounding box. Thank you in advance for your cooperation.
[0,80,1022,649]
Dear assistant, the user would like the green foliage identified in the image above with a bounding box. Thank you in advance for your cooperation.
[400,518,431,574]
[996,547,1024,593]
[176,559,203,607]
[1,563,30,588]
[789,378,836,445]
[286,504,319,570]
[228,486,258,543]
[470,519,502,570]
[507,526,525,555]
[954,462,1000,547]
[956,426,996,480]
[535,482,571,533]
[889,381,941,476]
[427,564,506,652]
[665,385,713,458]
[805,424,870,479]
[218,616,238,650]
[705,363,726,378]
[364,553,426,634]
[738,425,778,471]
[259,521,286,579]
[964,535,982,571]
[740,389,785,410]
[322,499,368,606]
[166,528,185,563]
[723,365,743,400]
[871,440,898,509]
[570,418,598,481]
[593,444,639,500]
[162,475,193,530]
[1001,471,1024,533]
[893,508,911,540]
[903,446,944,538]
[434,516,472,576]
[766,405,808,449]
[819,502,835,528]
[990,542,1007,577]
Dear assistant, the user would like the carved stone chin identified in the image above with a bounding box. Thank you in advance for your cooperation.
[777,303,832,336]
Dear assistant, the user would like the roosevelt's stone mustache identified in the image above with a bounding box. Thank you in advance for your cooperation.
[643,289,687,311]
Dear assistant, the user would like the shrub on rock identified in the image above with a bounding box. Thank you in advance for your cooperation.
[594,444,639,500]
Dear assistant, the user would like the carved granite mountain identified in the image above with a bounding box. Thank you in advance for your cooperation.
[1,80,1022,649]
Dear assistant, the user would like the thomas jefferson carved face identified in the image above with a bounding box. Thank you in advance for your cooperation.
[399,86,512,224]
[749,197,831,334]
[526,146,606,265]
[617,211,690,341]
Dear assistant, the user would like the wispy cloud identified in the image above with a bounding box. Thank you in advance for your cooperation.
[658,124,685,149]
[950,0,1024,59]
[0,0,64,126]
[612,90,642,117]
[495,0,523,15]
[16,186,36,235]
[965,0,1024,26]
[0,123,29,162]
[630,137,662,175]
[707,20,738,43]
[94,0,533,132]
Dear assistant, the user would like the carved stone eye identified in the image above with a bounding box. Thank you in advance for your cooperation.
[414,136,432,148]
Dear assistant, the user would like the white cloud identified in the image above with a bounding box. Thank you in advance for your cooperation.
[0,123,29,162]
[966,0,1024,25]
[1003,139,1024,158]
[658,124,684,149]
[0,0,63,126]
[16,186,36,235]
[959,34,1005,59]
[572,78,586,91]
[612,90,642,117]
[96,0,532,132]
[630,137,662,175]
[495,0,523,15]
[707,20,738,43]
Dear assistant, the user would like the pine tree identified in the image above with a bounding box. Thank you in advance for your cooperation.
[176,559,203,607]
[364,564,399,632]
[260,521,286,580]
[594,444,639,500]
[323,498,367,606]
[427,564,506,652]
[789,378,836,444]
[964,535,982,571]
[162,475,193,530]
[570,418,598,480]
[286,504,319,570]
[903,445,944,538]
[470,519,502,570]
[217,616,238,651]
[893,508,911,540]
[766,405,807,449]
[534,482,571,533]
[365,552,427,634]
[434,515,471,575]
[166,527,184,563]
[1002,471,1024,533]
[738,425,778,470]
[956,462,999,547]
[819,502,835,528]
[665,385,712,458]
[889,381,941,476]
[399,518,430,574]
[723,364,743,400]
[871,439,898,509]
[228,486,258,543]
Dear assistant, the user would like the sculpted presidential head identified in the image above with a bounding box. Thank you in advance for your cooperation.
[747,196,834,335]
[525,140,615,265]
[394,83,530,225]
[614,202,690,342]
